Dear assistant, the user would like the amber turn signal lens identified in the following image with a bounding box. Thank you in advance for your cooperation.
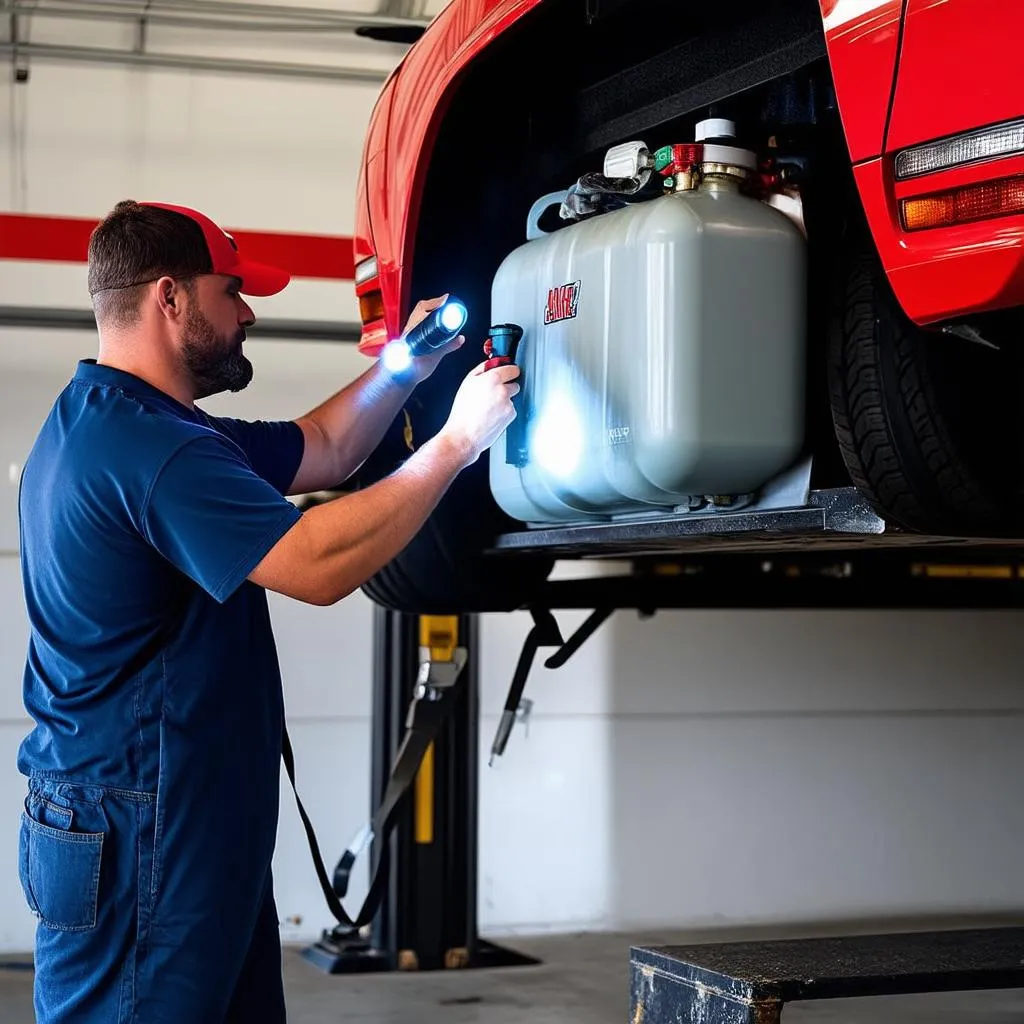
[902,175,1024,230]
[359,289,385,324]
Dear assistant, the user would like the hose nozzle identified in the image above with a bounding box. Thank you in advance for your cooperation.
[483,323,523,370]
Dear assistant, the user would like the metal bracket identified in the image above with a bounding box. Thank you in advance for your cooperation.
[413,645,468,702]
[514,697,534,738]
[544,608,613,668]
[488,606,615,765]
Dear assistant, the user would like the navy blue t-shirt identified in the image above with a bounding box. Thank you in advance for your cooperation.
[17,361,305,820]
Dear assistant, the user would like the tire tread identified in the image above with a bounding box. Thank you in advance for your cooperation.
[827,250,1008,534]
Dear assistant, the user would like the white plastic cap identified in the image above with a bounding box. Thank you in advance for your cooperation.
[701,143,757,171]
[695,118,736,142]
[603,141,650,179]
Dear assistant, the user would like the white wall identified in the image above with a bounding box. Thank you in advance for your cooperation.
[478,604,1024,933]
[3,3,1024,959]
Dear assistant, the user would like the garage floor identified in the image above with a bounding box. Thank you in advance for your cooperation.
[1,931,1023,1023]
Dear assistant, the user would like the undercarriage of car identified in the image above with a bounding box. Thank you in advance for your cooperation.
[354,0,1024,614]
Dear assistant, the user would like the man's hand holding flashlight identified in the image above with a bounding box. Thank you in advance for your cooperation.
[440,359,521,465]
[394,294,466,384]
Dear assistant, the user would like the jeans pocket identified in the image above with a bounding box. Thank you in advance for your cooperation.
[19,808,104,932]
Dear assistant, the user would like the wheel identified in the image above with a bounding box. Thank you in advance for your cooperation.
[827,242,1023,536]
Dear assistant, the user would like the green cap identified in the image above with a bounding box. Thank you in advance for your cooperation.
[654,145,675,173]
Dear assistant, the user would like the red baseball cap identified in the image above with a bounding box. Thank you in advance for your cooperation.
[142,201,291,297]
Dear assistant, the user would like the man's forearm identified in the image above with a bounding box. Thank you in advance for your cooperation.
[251,430,472,605]
[300,360,416,485]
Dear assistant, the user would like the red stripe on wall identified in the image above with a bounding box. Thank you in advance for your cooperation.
[0,213,355,281]
[0,213,96,263]
[229,228,355,282]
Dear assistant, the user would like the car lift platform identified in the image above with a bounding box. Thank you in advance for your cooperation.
[630,927,1024,1024]
[491,487,1024,560]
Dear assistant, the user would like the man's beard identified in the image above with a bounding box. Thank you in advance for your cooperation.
[182,305,253,400]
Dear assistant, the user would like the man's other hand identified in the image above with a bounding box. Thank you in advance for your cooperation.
[439,360,521,465]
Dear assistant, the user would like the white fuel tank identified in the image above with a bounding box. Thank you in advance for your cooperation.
[488,139,807,525]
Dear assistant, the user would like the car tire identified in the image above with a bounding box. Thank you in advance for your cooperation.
[827,242,1023,536]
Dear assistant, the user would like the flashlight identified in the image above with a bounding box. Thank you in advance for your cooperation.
[382,297,468,374]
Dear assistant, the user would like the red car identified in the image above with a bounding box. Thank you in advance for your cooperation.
[350,0,1024,613]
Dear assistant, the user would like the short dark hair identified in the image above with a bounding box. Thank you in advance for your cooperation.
[88,200,213,327]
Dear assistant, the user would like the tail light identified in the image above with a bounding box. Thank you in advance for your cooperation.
[354,255,387,354]
[354,255,379,286]
[358,289,385,324]
[895,118,1024,180]
[901,174,1024,231]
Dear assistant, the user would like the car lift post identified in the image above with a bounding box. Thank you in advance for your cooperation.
[301,606,537,974]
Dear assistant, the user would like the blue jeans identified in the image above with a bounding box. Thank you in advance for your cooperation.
[18,777,285,1023]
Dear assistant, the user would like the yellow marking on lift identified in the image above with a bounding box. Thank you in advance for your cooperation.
[415,616,460,844]
[420,615,458,661]
[912,563,1013,580]
[415,742,434,845]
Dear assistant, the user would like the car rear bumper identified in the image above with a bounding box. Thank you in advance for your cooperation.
[855,155,1024,325]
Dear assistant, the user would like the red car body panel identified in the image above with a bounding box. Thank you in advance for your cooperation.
[886,0,1024,153]
[854,0,1024,323]
[354,0,544,352]
[857,155,1024,324]
[819,0,903,164]
[355,73,398,351]
[355,0,1024,351]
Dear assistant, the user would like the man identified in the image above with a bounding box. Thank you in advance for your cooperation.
[15,199,520,1022]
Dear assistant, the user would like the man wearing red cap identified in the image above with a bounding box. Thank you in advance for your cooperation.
[14,199,520,1022]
